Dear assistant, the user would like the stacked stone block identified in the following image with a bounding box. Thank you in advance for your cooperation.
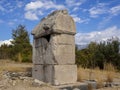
[32,10,77,85]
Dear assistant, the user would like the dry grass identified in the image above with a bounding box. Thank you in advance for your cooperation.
[77,63,118,89]
[94,67,104,88]
[77,67,102,81]
[0,59,32,72]
[105,71,115,83]
[104,63,115,83]
[77,66,83,81]
[77,67,91,81]
[77,67,106,88]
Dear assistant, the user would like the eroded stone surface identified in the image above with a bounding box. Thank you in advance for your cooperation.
[52,44,75,64]
[32,65,77,85]
[54,65,77,85]
[32,34,75,65]
[32,10,76,38]
[32,65,44,81]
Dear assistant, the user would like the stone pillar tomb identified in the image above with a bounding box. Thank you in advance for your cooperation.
[32,10,77,85]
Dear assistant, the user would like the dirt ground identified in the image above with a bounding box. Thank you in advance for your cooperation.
[4,84,57,90]
[0,60,120,90]
[0,60,58,90]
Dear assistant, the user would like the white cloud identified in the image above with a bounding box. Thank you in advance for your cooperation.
[97,4,120,29]
[71,15,89,23]
[0,5,5,11]
[72,7,79,12]
[43,1,65,10]
[89,3,120,18]
[38,11,43,16]
[8,21,14,26]
[75,26,120,45]
[110,5,120,15]
[65,0,85,7]
[89,3,107,18]
[25,1,44,11]
[0,1,25,14]
[0,39,13,46]
[65,0,86,13]
[25,0,65,10]
[24,0,65,20]
[98,16,112,30]
[25,11,38,20]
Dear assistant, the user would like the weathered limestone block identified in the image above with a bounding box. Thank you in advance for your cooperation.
[33,34,75,64]
[44,65,54,83]
[32,38,48,64]
[51,34,75,45]
[51,44,75,64]
[32,65,53,83]
[32,10,76,38]
[32,47,43,64]
[32,65,77,85]
[53,65,77,85]
[32,65,44,81]
[53,13,76,34]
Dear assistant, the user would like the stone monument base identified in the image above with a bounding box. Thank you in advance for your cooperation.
[54,82,88,90]
[53,81,97,90]
[32,65,77,85]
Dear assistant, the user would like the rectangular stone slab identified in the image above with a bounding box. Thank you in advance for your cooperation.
[32,65,44,81]
[51,44,75,64]
[32,65,77,85]
[53,65,77,85]
[32,47,44,64]
[32,38,49,64]
[33,47,75,64]
[33,34,75,65]
[51,33,75,45]
[32,65,54,83]
[32,10,76,38]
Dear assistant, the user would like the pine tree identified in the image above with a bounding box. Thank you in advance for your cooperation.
[11,25,32,62]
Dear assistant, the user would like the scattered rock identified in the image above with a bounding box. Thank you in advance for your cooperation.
[73,88,80,90]
[12,81,16,86]
[32,79,45,86]
[0,71,33,90]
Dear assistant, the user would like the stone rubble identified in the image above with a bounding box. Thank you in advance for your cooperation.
[0,71,48,90]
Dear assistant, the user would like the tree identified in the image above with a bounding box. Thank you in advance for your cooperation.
[76,48,90,68]
[75,38,120,70]
[0,44,12,59]
[11,25,32,62]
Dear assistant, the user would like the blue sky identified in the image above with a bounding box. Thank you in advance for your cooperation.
[0,0,120,45]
